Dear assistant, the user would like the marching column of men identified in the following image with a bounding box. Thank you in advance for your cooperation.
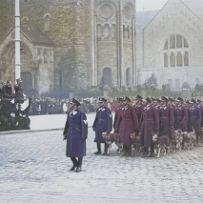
[63,96,203,172]
[98,95,202,157]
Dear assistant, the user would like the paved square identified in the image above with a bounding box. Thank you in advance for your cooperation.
[0,116,203,202]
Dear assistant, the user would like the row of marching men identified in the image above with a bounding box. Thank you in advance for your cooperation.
[63,96,203,172]
[92,95,203,157]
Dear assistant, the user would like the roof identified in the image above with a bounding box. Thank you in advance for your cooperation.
[136,0,203,30]
[182,0,203,21]
[136,10,159,30]
[21,26,53,45]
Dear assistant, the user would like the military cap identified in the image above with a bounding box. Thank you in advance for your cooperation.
[162,96,169,101]
[189,99,196,104]
[117,97,123,102]
[122,96,131,102]
[169,97,174,102]
[176,97,183,102]
[135,95,142,100]
[146,97,151,103]
[98,97,107,103]
[69,98,81,106]
[1,82,5,85]
[156,98,161,103]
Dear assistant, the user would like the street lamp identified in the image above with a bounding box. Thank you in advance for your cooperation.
[15,0,21,80]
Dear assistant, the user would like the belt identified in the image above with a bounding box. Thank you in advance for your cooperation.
[161,117,167,119]
[144,118,153,121]
[98,119,106,121]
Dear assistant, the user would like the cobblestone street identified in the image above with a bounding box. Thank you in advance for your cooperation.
[0,115,203,202]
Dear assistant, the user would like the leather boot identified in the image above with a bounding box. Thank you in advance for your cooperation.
[142,147,147,157]
[94,143,101,155]
[76,157,82,172]
[103,143,108,155]
[70,157,78,171]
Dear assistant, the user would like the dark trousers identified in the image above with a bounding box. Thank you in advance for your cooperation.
[70,157,83,167]
[96,143,108,153]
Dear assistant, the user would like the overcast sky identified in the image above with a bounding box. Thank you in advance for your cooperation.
[136,0,168,12]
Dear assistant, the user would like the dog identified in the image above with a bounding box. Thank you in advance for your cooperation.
[152,134,170,157]
[130,132,142,155]
[183,128,196,149]
[102,132,123,154]
[171,129,183,151]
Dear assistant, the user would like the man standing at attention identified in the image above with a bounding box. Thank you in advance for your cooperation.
[93,98,112,155]
[63,98,88,172]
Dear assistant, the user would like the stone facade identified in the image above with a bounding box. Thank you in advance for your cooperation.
[0,0,136,95]
[136,0,203,90]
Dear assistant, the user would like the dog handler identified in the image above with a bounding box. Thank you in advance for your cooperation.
[63,98,88,172]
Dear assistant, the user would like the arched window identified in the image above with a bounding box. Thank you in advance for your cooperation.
[184,51,189,66]
[43,13,51,32]
[170,53,175,67]
[164,53,168,67]
[100,67,112,87]
[177,52,182,67]
[103,24,110,39]
[176,35,182,48]
[170,35,175,49]
[163,34,189,67]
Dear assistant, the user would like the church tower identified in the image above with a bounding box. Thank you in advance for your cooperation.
[91,0,136,89]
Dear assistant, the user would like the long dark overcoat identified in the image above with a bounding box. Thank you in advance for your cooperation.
[134,104,145,127]
[159,105,174,139]
[119,104,139,145]
[63,110,88,157]
[140,104,159,147]
[93,106,112,143]
[174,105,188,132]
[113,106,122,133]
[188,105,202,135]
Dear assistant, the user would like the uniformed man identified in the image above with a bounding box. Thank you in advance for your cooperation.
[174,97,188,133]
[188,99,202,144]
[63,98,88,172]
[3,81,14,99]
[118,96,139,156]
[134,95,144,128]
[159,96,174,139]
[140,97,159,157]
[93,97,112,155]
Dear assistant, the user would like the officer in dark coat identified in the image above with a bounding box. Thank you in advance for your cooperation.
[3,81,14,99]
[188,99,202,144]
[159,96,174,139]
[140,97,159,157]
[14,78,24,101]
[134,95,145,128]
[93,97,112,155]
[63,98,88,172]
[174,97,188,132]
[0,82,5,99]
[119,96,139,156]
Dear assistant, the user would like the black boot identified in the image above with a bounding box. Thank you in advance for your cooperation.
[103,143,108,155]
[70,157,78,171]
[94,143,101,155]
[76,157,83,172]
[142,147,147,157]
